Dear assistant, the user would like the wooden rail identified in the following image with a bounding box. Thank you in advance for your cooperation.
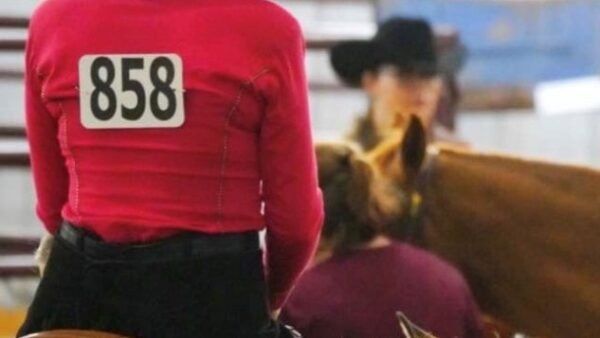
[284,0,376,2]
[0,34,459,52]
[0,14,37,281]
[0,69,25,80]
[0,152,29,166]
[0,16,29,29]
[308,31,460,52]
[0,237,39,278]
[0,236,39,254]
[0,126,26,137]
[0,265,38,278]
[0,139,29,166]
[0,39,26,51]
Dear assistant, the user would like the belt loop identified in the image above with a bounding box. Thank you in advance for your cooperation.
[63,221,84,252]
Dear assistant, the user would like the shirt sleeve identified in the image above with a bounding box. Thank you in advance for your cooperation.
[256,18,324,310]
[25,25,69,233]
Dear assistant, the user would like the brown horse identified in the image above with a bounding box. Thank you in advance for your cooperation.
[368,116,600,338]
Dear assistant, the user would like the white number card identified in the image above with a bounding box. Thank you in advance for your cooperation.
[79,54,185,129]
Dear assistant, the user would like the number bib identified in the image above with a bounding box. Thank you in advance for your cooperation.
[79,54,185,129]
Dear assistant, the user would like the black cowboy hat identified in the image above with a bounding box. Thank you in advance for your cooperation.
[330,18,464,87]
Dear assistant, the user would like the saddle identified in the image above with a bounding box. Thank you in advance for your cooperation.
[20,330,130,338]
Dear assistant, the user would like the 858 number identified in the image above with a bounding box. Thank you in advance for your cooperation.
[79,54,184,129]
[90,56,177,121]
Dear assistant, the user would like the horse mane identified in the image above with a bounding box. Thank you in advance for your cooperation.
[425,144,600,337]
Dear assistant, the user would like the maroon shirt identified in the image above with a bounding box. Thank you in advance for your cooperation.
[281,241,483,338]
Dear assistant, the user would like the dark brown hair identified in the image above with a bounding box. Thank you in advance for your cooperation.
[316,143,401,253]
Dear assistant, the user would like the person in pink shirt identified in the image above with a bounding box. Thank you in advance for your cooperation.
[19,0,322,337]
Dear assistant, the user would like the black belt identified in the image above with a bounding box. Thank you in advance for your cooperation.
[57,221,260,261]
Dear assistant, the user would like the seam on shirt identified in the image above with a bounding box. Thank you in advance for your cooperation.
[217,68,273,232]
[59,103,82,223]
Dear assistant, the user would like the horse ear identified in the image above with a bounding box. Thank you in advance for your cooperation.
[401,115,427,180]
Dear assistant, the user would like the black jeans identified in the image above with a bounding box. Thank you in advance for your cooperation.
[17,234,299,338]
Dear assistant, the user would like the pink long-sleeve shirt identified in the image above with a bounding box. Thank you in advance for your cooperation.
[25,0,323,310]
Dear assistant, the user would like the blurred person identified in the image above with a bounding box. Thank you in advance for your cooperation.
[18,0,322,337]
[330,18,468,243]
[280,123,483,338]
[435,28,468,132]
[330,18,467,151]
